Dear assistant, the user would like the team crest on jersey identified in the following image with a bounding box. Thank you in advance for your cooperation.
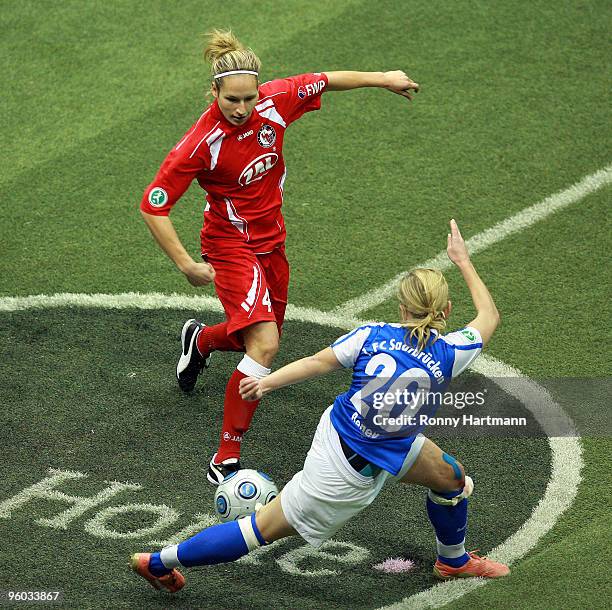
[148,187,168,207]
[297,85,306,99]
[257,124,276,148]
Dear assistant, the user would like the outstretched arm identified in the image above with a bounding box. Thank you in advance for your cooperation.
[325,70,419,100]
[239,347,342,401]
[446,219,500,346]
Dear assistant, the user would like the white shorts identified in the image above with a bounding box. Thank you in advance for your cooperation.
[281,406,425,547]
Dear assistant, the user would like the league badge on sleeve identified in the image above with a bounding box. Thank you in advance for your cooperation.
[257,124,276,148]
[148,187,168,207]
[460,329,477,342]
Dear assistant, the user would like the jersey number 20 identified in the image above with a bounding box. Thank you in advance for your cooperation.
[350,353,431,433]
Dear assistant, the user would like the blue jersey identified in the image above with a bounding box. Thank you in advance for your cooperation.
[330,323,483,476]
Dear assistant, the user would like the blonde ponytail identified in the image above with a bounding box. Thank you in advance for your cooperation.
[204,29,261,89]
[398,269,449,352]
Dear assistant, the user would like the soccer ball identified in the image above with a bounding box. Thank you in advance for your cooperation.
[214,469,279,522]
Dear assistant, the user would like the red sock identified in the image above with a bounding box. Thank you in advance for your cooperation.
[196,322,244,356]
[216,369,260,462]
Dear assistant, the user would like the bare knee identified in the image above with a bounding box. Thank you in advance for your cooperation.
[247,337,279,367]
[400,439,467,493]
[242,323,280,367]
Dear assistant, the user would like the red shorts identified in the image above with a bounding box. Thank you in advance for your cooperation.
[204,245,289,337]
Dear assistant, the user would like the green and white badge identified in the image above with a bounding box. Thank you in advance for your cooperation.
[461,329,477,342]
[148,187,168,207]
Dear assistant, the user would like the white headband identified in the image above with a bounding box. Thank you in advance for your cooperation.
[213,70,258,79]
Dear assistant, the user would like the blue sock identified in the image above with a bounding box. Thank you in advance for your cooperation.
[148,552,171,577]
[149,513,266,575]
[426,488,469,568]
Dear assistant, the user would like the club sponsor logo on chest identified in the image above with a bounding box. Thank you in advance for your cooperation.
[239,153,279,186]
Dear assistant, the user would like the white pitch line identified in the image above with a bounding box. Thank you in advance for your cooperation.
[377,355,583,610]
[0,142,595,610]
[334,163,612,318]
[0,292,367,330]
[0,292,583,610]
[0,292,225,313]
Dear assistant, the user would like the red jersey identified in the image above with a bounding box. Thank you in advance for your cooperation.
[140,72,328,254]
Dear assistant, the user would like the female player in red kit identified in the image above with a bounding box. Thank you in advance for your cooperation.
[140,30,419,484]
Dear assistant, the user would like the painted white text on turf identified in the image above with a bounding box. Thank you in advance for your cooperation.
[0,468,370,578]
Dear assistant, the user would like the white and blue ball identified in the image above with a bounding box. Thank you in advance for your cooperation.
[214,469,279,522]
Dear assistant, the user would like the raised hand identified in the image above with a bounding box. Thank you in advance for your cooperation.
[446,219,470,267]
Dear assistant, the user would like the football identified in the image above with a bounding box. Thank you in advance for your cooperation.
[214,469,279,522]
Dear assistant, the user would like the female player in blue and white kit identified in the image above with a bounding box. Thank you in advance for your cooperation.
[131,220,509,592]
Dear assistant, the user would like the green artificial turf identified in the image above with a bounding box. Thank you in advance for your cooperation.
[1,0,610,608]
[0,309,549,609]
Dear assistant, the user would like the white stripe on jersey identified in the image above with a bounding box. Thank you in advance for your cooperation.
[175,109,211,150]
[257,105,287,128]
[257,91,288,104]
[255,99,275,111]
[207,129,225,169]
[224,197,250,241]
[188,121,221,159]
